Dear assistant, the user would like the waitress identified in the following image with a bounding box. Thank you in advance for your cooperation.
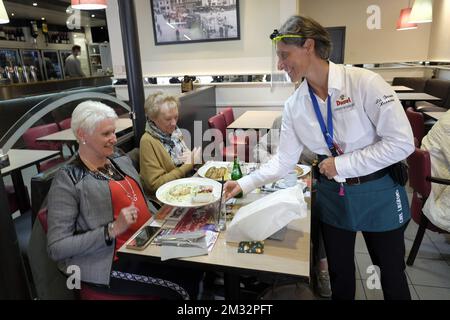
[223,15,414,300]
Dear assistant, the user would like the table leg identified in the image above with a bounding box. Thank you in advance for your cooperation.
[11,170,31,214]
[224,272,240,300]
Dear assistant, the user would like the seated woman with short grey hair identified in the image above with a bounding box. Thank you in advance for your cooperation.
[140,92,201,196]
[47,100,200,299]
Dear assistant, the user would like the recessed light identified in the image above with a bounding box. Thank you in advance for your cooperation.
[11,13,15,16]
[41,17,45,20]
[33,2,38,6]
[91,14,95,18]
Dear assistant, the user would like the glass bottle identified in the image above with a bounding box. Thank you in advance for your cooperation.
[231,157,243,198]
[41,22,49,44]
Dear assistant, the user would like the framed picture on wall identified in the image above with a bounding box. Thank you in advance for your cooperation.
[150,0,240,45]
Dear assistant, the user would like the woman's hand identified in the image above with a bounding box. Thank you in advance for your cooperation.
[319,157,338,179]
[181,147,202,165]
[223,181,242,201]
[111,204,139,237]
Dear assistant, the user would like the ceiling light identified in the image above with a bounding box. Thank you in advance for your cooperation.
[396,7,418,30]
[91,14,95,17]
[32,2,38,6]
[409,0,433,24]
[41,17,45,20]
[71,0,107,10]
[0,0,9,24]
[11,13,14,16]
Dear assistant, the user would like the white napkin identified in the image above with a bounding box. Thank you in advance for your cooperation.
[226,183,307,242]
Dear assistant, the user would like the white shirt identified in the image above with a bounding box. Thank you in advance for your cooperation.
[421,110,450,231]
[239,62,415,194]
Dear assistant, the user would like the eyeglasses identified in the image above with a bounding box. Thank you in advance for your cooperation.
[269,29,304,43]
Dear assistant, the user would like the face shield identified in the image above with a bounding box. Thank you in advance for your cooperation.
[269,29,304,90]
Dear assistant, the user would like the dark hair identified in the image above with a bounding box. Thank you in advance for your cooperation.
[72,45,81,52]
[279,15,332,60]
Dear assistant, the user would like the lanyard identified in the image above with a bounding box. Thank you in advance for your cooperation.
[308,85,338,157]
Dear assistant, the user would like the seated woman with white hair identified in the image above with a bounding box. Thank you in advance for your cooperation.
[47,100,201,299]
[140,92,201,196]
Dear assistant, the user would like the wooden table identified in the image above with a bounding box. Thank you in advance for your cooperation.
[37,118,133,142]
[118,168,311,300]
[391,85,413,92]
[397,92,441,105]
[424,112,446,121]
[227,111,282,130]
[1,149,61,213]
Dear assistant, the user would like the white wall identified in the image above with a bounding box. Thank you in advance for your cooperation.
[428,0,450,62]
[298,0,432,64]
[107,0,298,77]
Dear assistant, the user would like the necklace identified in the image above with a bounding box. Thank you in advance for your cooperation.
[81,156,138,204]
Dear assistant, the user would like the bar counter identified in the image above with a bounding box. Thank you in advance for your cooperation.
[0,76,113,100]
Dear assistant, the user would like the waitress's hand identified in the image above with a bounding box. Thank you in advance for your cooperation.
[319,157,338,179]
[223,181,242,201]
[113,204,139,237]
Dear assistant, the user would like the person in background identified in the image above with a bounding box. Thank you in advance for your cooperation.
[253,114,331,298]
[47,101,200,299]
[421,110,450,231]
[64,45,86,78]
[140,92,201,197]
[224,15,414,300]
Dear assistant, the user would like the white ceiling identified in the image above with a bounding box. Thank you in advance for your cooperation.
[3,0,107,27]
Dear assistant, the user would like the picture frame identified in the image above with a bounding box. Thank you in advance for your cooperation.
[150,0,240,45]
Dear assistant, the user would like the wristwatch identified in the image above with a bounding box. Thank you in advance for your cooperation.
[104,222,115,245]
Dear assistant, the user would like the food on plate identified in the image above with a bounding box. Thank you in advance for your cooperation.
[205,166,228,180]
[295,166,304,176]
[167,184,192,201]
[191,185,215,203]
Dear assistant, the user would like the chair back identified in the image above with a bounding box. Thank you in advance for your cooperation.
[58,118,72,130]
[207,114,227,142]
[27,208,76,300]
[22,123,62,151]
[126,148,140,171]
[407,148,432,198]
[405,108,424,146]
[220,107,235,126]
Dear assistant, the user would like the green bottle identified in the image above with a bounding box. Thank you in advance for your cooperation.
[231,157,243,198]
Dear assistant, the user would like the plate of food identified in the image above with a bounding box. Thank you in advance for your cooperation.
[156,177,222,208]
[197,161,232,181]
[295,164,311,177]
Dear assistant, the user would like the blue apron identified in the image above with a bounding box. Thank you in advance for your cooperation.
[316,174,411,232]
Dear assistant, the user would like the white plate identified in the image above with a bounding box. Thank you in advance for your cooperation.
[156,177,222,208]
[295,164,311,177]
[197,161,232,181]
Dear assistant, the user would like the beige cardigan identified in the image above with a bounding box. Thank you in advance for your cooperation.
[139,132,193,196]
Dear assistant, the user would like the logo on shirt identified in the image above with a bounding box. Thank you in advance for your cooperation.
[336,95,353,106]
[335,94,355,112]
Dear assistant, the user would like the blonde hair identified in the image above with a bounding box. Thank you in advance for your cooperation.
[71,100,117,138]
[279,15,332,60]
[144,92,179,120]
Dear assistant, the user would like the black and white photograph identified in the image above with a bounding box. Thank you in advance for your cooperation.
[150,0,240,45]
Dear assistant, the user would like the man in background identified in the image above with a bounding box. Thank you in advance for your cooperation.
[64,45,86,78]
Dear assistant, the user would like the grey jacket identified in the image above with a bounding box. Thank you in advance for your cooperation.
[64,54,85,78]
[47,152,144,285]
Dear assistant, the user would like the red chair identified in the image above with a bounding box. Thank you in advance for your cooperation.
[208,114,249,161]
[405,108,424,147]
[22,123,65,172]
[220,107,235,127]
[58,118,72,130]
[406,148,450,266]
[6,184,21,213]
